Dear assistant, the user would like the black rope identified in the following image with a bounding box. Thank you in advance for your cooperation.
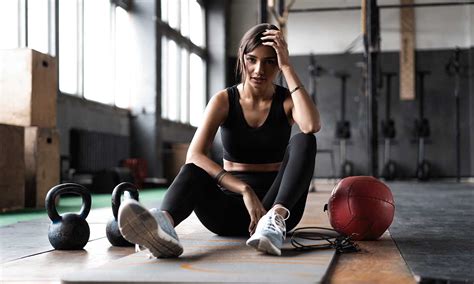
[290,227,360,254]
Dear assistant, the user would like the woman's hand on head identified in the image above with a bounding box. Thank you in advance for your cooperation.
[261,29,290,70]
[241,186,267,235]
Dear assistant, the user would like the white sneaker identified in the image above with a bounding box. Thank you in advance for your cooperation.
[118,199,183,258]
[246,207,290,256]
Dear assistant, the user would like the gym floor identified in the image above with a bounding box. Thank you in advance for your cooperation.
[1,1,473,283]
[1,180,472,283]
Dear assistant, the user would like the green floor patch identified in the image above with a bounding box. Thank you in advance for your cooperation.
[0,188,166,227]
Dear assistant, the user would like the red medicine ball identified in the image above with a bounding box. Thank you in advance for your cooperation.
[327,176,395,241]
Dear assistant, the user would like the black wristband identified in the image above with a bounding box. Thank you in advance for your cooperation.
[215,169,228,185]
[290,85,303,94]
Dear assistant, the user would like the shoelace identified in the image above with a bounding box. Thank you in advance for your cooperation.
[266,208,290,239]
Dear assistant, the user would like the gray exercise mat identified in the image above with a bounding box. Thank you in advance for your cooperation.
[388,182,474,282]
[62,232,336,283]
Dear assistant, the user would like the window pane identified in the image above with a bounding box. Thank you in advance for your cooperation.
[27,0,49,54]
[167,40,179,121]
[58,0,78,94]
[161,0,168,22]
[189,53,205,126]
[115,7,131,109]
[189,0,204,47]
[180,48,189,123]
[168,0,179,30]
[83,0,113,104]
[161,37,168,119]
[180,0,189,37]
[0,0,20,48]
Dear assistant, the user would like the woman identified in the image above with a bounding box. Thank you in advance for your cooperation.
[118,23,321,257]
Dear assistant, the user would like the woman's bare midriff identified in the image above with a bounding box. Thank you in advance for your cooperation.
[223,159,281,172]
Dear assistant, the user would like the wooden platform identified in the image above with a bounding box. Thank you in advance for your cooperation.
[0,182,415,283]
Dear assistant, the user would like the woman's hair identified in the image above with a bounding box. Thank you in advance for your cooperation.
[236,23,279,83]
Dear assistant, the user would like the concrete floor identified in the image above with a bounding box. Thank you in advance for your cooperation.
[388,181,474,282]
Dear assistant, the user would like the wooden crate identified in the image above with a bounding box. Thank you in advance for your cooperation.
[24,127,60,208]
[0,48,57,127]
[0,124,25,212]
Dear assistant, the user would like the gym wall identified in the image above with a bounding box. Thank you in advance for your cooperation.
[288,49,472,178]
[57,95,129,158]
[57,0,230,179]
[228,0,473,178]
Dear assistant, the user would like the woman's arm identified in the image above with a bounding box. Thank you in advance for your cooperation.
[281,65,321,133]
[185,90,227,179]
[185,90,266,234]
[262,29,321,134]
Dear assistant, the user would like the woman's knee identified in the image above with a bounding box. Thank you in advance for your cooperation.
[179,163,211,179]
[171,163,215,188]
[289,133,317,156]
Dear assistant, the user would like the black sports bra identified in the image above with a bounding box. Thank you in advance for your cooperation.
[220,85,292,164]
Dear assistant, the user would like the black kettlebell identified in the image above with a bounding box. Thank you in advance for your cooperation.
[106,182,139,246]
[46,183,91,250]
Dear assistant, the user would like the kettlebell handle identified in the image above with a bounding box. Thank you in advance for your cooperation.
[45,183,92,222]
[111,182,139,220]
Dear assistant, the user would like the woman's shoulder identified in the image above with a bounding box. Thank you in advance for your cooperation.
[210,89,229,106]
[214,84,242,104]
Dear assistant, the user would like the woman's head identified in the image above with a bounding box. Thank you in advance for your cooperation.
[236,23,280,84]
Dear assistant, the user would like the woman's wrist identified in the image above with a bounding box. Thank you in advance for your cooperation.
[290,85,304,94]
[280,65,304,92]
[280,64,292,73]
[240,184,253,195]
[214,169,228,185]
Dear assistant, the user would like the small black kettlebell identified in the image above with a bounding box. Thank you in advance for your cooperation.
[106,182,139,246]
[46,183,91,250]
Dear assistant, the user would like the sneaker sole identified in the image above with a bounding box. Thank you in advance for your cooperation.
[118,202,183,258]
[246,235,281,256]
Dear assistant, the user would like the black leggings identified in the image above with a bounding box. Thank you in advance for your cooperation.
[160,133,317,236]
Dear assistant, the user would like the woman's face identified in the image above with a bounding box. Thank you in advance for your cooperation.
[244,45,279,89]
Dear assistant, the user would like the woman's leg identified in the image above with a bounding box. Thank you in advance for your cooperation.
[262,133,317,230]
[161,163,250,236]
[118,163,250,259]
[246,133,316,255]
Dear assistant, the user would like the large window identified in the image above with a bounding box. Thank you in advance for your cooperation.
[0,0,23,49]
[0,0,206,116]
[59,0,132,108]
[58,0,79,95]
[0,0,52,54]
[1,0,132,109]
[161,0,206,127]
[27,0,52,55]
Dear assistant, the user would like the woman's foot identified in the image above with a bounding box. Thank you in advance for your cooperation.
[246,207,290,256]
[118,199,183,258]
